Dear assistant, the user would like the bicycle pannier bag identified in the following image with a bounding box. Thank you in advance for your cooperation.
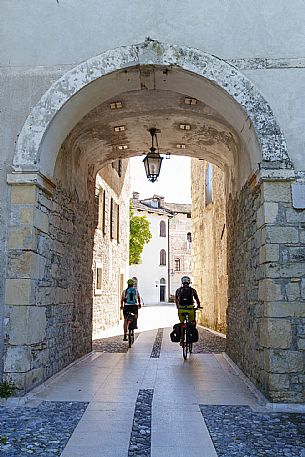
[128,313,137,330]
[170,323,181,343]
[178,286,194,307]
[189,325,199,343]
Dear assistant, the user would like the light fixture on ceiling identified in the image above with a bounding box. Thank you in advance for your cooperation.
[143,128,164,183]
[180,124,191,130]
[184,97,197,105]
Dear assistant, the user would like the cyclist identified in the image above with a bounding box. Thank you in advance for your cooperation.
[120,279,142,341]
[175,276,201,325]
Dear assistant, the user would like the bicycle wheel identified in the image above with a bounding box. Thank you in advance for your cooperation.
[182,328,188,360]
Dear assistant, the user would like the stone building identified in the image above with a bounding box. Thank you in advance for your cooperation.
[130,194,192,303]
[165,203,192,298]
[1,2,305,403]
[130,194,172,304]
[92,162,130,338]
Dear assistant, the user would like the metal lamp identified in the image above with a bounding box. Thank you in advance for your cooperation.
[143,128,163,182]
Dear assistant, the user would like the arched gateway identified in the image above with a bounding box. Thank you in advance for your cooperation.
[5,40,303,403]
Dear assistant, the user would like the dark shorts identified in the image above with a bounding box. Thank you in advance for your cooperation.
[123,305,139,319]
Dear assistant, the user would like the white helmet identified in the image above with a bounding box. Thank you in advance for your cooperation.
[181,276,191,284]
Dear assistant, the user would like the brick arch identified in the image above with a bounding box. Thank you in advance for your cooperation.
[13,39,292,177]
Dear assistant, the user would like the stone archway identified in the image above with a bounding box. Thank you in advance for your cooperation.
[5,40,303,403]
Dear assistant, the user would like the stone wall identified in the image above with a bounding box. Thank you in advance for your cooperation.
[227,177,305,403]
[191,160,228,332]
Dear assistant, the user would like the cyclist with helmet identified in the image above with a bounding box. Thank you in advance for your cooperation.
[120,279,142,341]
[175,276,201,324]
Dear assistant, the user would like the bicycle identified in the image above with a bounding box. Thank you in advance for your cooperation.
[180,307,202,360]
[126,312,137,348]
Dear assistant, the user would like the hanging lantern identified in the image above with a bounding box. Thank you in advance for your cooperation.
[143,128,163,182]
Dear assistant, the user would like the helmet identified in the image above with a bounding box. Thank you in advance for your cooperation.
[127,279,134,286]
[181,276,191,285]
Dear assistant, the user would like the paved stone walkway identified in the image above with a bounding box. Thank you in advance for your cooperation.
[0,305,304,456]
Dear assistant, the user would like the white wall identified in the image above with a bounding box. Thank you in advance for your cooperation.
[130,212,169,304]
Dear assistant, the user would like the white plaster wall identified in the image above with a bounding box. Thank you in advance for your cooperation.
[130,212,169,304]
[1,0,305,66]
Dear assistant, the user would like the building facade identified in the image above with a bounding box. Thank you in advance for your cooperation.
[130,194,172,304]
[130,194,192,304]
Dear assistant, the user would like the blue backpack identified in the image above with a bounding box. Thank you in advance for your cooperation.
[125,287,137,304]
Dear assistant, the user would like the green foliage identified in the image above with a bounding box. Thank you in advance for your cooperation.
[0,381,16,398]
[129,202,152,265]
[0,436,7,445]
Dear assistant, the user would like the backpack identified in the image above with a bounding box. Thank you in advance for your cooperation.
[170,323,181,343]
[178,286,194,307]
[125,287,137,304]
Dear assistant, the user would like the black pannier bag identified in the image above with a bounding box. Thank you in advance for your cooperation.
[127,313,137,330]
[170,323,181,343]
[189,325,199,342]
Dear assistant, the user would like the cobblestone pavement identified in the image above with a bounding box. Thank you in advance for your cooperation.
[93,333,140,352]
[200,405,305,457]
[193,326,226,353]
[150,328,163,358]
[0,401,88,456]
[128,389,153,457]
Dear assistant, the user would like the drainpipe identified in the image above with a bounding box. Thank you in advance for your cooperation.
[167,217,170,302]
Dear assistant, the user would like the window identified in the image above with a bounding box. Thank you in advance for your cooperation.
[95,265,103,294]
[187,232,192,243]
[160,220,166,237]
[110,198,120,241]
[160,249,166,266]
[98,188,106,234]
[205,163,213,205]
[160,278,166,285]
[174,258,181,271]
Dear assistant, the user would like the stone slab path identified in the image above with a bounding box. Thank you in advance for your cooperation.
[1,304,304,456]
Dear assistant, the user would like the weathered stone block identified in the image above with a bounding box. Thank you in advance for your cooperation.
[264,202,279,224]
[4,347,31,372]
[266,349,303,373]
[289,247,305,262]
[258,279,282,301]
[259,244,279,263]
[7,252,46,280]
[8,227,36,250]
[5,306,46,344]
[263,182,291,203]
[269,373,290,390]
[286,208,305,223]
[264,302,305,318]
[19,207,34,224]
[285,282,300,301]
[11,185,37,204]
[260,318,292,348]
[263,262,305,279]
[265,226,299,244]
[5,279,34,305]
[34,209,49,233]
